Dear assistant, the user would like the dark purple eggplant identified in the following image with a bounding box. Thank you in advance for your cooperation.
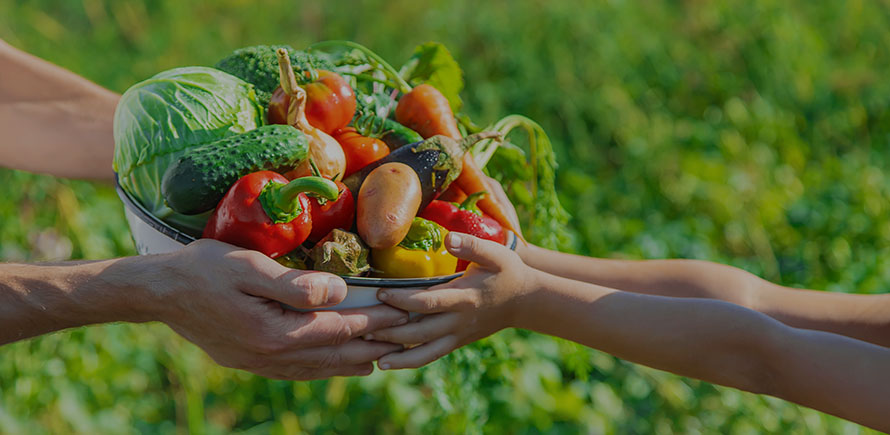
[342,131,500,210]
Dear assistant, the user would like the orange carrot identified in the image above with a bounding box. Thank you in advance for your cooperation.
[395,84,462,140]
[438,184,469,204]
[455,155,523,237]
[396,83,522,237]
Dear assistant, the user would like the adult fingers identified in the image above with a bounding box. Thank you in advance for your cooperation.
[279,304,409,348]
[222,244,349,309]
[249,266,348,309]
[278,339,403,368]
[443,233,510,270]
[377,335,461,370]
[377,288,477,313]
[363,313,457,345]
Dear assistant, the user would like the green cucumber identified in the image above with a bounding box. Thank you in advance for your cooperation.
[351,113,423,150]
[162,124,309,215]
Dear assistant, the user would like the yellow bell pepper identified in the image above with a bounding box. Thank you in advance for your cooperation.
[371,218,458,278]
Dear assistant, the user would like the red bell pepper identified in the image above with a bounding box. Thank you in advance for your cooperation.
[419,191,506,271]
[307,179,355,243]
[203,171,339,258]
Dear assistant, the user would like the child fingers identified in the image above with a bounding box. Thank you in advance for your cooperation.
[376,335,461,370]
[363,313,457,344]
[444,232,509,270]
[483,176,522,237]
[377,287,477,313]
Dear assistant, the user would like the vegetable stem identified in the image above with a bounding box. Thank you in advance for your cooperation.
[308,40,413,93]
[341,71,401,90]
[458,131,502,152]
[459,191,486,213]
[262,176,339,223]
[279,176,340,202]
[276,48,299,96]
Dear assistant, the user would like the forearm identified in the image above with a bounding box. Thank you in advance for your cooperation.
[515,272,781,393]
[517,244,757,304]
[0,39,119,180]
[518,244,890,347]
[0,256,164,344]
[515,272,890,431]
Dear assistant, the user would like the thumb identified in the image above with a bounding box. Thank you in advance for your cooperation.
[444,232,507,270]
[250,261,348,309]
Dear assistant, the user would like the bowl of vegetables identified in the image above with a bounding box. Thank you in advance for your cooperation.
[113,42,553,310]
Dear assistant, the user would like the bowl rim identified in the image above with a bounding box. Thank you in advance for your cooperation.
[114,174,516,288]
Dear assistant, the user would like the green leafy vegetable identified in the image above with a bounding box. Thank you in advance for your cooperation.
[479,115,572,250]
[400,42,464,112]
[214,45,334,106]
[113,67,265,236]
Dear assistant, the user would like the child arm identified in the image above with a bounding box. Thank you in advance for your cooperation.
[375,234,890,431]
[517,244,890,347]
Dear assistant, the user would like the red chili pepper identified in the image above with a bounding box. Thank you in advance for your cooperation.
[203,171,340,258]
[419,191,506,271]
[307,179,355,243]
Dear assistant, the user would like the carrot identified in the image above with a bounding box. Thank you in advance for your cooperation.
[438,184,468,204]
[455,155,523,237]
[395,84,462,140]
[396,83,522,237]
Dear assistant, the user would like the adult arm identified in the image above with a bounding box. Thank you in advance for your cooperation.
[0,239,408,380]
[516,244,890,347]
[0,39,119,180]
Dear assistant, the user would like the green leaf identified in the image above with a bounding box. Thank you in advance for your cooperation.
[113,67,265,235]
[400,42,464,112]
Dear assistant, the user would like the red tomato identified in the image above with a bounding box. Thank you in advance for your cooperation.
[305,70,356,135]
[332,127,390,177]
[307,180,355,242]
[266,70,356,133]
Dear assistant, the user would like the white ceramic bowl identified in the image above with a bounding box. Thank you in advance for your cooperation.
[115,178,516,310]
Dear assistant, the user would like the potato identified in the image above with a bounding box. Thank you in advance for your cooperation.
[357,162,422,249]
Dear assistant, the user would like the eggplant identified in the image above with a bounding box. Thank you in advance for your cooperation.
[342,132,500,210]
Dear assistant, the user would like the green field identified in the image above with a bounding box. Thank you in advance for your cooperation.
[1,0,888,433]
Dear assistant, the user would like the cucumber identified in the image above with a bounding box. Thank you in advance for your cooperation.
[351,113,423,150]
[162,124,309,215]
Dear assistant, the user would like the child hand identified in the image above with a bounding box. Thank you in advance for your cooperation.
[367,232,539,370]
[482,175,523,238]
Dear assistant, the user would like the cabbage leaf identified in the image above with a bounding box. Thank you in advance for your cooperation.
[113,67,264,235]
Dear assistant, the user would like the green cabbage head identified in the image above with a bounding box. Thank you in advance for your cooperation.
[113,67,264,236]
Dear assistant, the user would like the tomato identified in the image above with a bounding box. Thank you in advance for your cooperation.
[307,180,355,243]
[305,70,356,135]
[267,70,356,134]
[332,127,390,177]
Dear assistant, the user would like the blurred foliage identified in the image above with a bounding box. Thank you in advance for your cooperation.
[1,0,889,433]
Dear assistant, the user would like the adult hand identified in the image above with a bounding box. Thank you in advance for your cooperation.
[152,239,408,380]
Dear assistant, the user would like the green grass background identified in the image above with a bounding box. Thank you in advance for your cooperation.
[2,0,889,433]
